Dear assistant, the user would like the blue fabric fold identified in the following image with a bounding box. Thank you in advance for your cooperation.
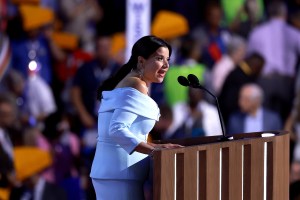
[99,87,160,121]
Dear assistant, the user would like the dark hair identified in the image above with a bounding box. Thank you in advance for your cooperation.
[267,1,287,18]
[245,52,265,65]
[0,92,15,106]
[96,35,172,100]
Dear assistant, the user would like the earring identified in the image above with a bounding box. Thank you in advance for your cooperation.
[140,68,144,79]
[136,63,144,79]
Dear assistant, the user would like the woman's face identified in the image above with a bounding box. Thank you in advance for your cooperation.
[140,47,170,84]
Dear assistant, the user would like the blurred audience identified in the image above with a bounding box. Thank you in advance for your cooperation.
[9,147,67,200]
[151,87,222,140]
[172,87,222,138]
[43,111,82,200]
[8,6,62,85]
[1,70,29,125]
[70,35,120,134]
[58,0,102,53]
[218,52,265,125]
[227,83,282,134]
[1,0,299,198]
[26,67,57,130]
[0,93,20,190]
[227,0,264,39]
[247,1,300,122]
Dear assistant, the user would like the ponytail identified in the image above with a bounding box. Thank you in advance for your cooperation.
[96,56,137,100]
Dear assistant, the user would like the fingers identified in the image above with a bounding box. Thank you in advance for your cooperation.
[160,143,184,149]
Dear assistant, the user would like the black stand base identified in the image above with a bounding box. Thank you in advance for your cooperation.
[217,135,233,141]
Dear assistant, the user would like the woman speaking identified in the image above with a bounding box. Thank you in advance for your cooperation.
[90,35,182,199]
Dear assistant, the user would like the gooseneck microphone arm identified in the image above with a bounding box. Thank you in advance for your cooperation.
[199,86,227,139]
[178,75,229,140]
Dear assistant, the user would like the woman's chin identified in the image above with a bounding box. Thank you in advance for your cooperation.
[154,77,164,83]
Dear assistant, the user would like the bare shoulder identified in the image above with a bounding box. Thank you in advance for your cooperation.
[117,77,148,95]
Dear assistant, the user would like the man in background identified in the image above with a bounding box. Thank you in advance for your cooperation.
[227,83,282,134]
[247,1,300,122]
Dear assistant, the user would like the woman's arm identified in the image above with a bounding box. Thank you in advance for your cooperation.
[109,109,183,155]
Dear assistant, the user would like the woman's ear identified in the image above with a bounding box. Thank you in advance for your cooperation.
[137,56,145,65]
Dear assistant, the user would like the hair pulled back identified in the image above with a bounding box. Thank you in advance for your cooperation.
[96,35,172,100]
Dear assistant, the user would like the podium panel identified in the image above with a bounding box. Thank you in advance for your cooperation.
[153,131,289,200]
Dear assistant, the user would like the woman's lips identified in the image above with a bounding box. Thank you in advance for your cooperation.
[157,70,166,77]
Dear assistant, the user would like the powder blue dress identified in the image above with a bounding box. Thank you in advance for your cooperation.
[90,87,160,200]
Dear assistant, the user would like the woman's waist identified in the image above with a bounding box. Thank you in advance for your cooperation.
[90,144,149,180]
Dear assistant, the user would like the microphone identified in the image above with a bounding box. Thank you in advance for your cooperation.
[187,74,200,86]
[177,76,190,87]
[177,74,230,141]
[187,74,215,98]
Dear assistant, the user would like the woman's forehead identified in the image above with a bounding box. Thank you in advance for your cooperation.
[152,47,170,56]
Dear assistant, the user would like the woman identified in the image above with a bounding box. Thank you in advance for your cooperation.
[90,35,182,199]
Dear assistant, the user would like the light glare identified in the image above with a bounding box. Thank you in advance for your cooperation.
[28,60,37,71]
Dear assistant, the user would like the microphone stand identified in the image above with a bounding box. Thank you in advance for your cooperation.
[192,84,231,141]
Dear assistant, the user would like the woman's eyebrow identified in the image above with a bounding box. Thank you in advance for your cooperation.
[155,54,170,59]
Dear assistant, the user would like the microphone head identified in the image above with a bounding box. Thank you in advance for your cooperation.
[187,74,200,86]
[177,76,190,87]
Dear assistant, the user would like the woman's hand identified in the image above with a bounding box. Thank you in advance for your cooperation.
[134,142,184,156]
[152,143,184,150]
[148,143,184,157]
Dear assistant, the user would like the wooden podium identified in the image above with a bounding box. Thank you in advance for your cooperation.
[152,131,289,200]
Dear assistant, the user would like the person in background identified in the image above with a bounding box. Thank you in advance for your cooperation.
[90,35,182,199]
[176,35,202,66]
[162,35,206,107]
[228,0,264,39]
[8,5,64,85]
[211,34,247,95]
[151,87,222,140]
[58,0,102,53]
[1,67,57,131]
[167,87,222,139]
[218,52,264,125]
[26,65,57,130]
[0,93,20,194]
[247,1,300,122]
[70,35,120,134]
[227,83,282,134]
[1,69,28,126]
[191,1,232,69]
[42,111,82,200]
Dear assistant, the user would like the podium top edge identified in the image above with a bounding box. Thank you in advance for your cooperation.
[153,130,289,146]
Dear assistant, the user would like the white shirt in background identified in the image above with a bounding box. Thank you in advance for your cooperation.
[166,101,223,138]
[211,55,235,95]
[26,74,57,119]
